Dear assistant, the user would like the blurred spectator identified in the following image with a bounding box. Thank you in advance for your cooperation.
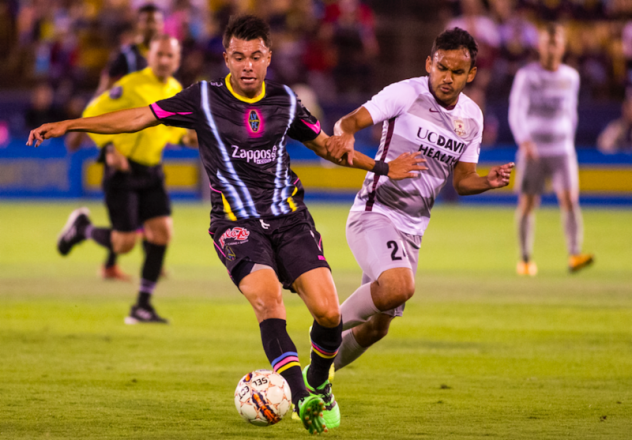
[24,82,64,129]
[96,3,165,95]
[597,95,632,153]
[490,0,538,96]
[447,0,499,92]
[323,0,378,99]
[623,20,632,87]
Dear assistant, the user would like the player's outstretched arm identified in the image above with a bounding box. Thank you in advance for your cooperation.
[453,161,515,196]
[327,106,375,165]
[27,107,159,148]
[304,132,427,180]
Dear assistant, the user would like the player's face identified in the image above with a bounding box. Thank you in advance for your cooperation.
[426,49,477,107]
[224,37,271,98]
[138,11,164,44]
[538,29,565,70]
[148,38,181,80]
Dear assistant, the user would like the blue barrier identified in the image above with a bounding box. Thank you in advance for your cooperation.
[2,137,632,205]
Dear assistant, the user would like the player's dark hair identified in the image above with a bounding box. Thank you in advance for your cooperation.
[223,15,271,50]
[138,3,162,16]
[541,21,564,38]
[431,28,478,69]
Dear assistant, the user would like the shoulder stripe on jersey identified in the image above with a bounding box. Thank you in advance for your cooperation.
[200,81,259,219]
[271,86,297,216]
[366,117,396,212]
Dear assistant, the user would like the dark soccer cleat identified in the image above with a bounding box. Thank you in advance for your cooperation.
[124,305,169,325]
[57,208,91,256]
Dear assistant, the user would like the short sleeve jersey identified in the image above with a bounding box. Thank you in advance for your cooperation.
[351,76,484,236]
[508,62,579,157]
[108,43,148,79]
[83,67,186,166]
[150,75,322,222]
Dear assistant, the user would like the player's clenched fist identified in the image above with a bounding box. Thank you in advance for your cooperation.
[325,133,355,166]
[387,152,428,180]
[486,162,515,188]
[27,121,69,147]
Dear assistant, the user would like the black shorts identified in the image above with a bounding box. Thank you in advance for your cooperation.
[103,161,171,232]
[209,209,330,292]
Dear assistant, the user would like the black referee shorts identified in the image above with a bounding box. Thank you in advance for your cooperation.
[103,160,172,232]
[209,209,330,292]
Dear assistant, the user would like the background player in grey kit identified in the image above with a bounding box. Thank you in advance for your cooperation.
[325,28,514,371]
[509,23,594,276]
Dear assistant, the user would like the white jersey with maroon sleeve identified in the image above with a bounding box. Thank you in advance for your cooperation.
[350,76,483,236]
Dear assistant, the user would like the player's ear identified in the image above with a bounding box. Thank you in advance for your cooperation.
[466,66,477,83]
[266,50,272,67]
[425,56,432,74]
[223,51,229,68]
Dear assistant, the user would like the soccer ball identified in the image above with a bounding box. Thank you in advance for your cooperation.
[234,369,292,426]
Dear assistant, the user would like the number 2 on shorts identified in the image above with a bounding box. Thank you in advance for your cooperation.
[387,240,405,261]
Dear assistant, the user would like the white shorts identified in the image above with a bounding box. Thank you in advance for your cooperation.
[346,211,422,317]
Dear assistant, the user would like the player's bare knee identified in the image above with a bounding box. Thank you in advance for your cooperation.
[248,290,284,320]
[144,218,172,245]
[313,309,341,328]
[112,233,136,254]
[378,269,415,306]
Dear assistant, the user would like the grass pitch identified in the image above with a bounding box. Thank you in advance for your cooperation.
[1,201,631,439]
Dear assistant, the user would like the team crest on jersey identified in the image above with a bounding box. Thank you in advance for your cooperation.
[245,109,264,137]
[219,227,250,248]
[453,118,466,137]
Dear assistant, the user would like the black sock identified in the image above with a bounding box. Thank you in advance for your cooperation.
[260,318,309,406]
[308,319,342,388]
[137,292,151,308]
[105,250,117,268]
[137,242,166,307]
[88,227,113,250]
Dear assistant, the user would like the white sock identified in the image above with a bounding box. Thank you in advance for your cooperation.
[340,282,379,331]
[334,329,367,371]
[562,206,583,256]
[516,211,535,262]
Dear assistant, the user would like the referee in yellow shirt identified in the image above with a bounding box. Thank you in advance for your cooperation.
[57,34,194,324]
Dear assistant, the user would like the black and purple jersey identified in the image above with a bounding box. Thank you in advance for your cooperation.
[149,75,322,222]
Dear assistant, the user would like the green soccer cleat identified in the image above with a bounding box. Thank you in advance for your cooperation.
[303,365,341,429]
[297,394,327,434]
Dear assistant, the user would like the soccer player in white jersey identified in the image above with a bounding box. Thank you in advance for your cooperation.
[509,23,594,276]
[324,28,515,370]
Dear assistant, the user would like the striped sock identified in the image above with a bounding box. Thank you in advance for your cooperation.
[307,320,342,388]
[259,318,308,405]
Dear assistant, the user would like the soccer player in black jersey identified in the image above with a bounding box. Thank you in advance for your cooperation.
[28,15,424,434]
[97,3,165,94]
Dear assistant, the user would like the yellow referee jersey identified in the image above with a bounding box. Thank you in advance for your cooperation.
[83,67,187,166]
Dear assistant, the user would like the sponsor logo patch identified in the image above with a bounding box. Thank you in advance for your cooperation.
[219,227,250,248]
[231,145,277,165]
